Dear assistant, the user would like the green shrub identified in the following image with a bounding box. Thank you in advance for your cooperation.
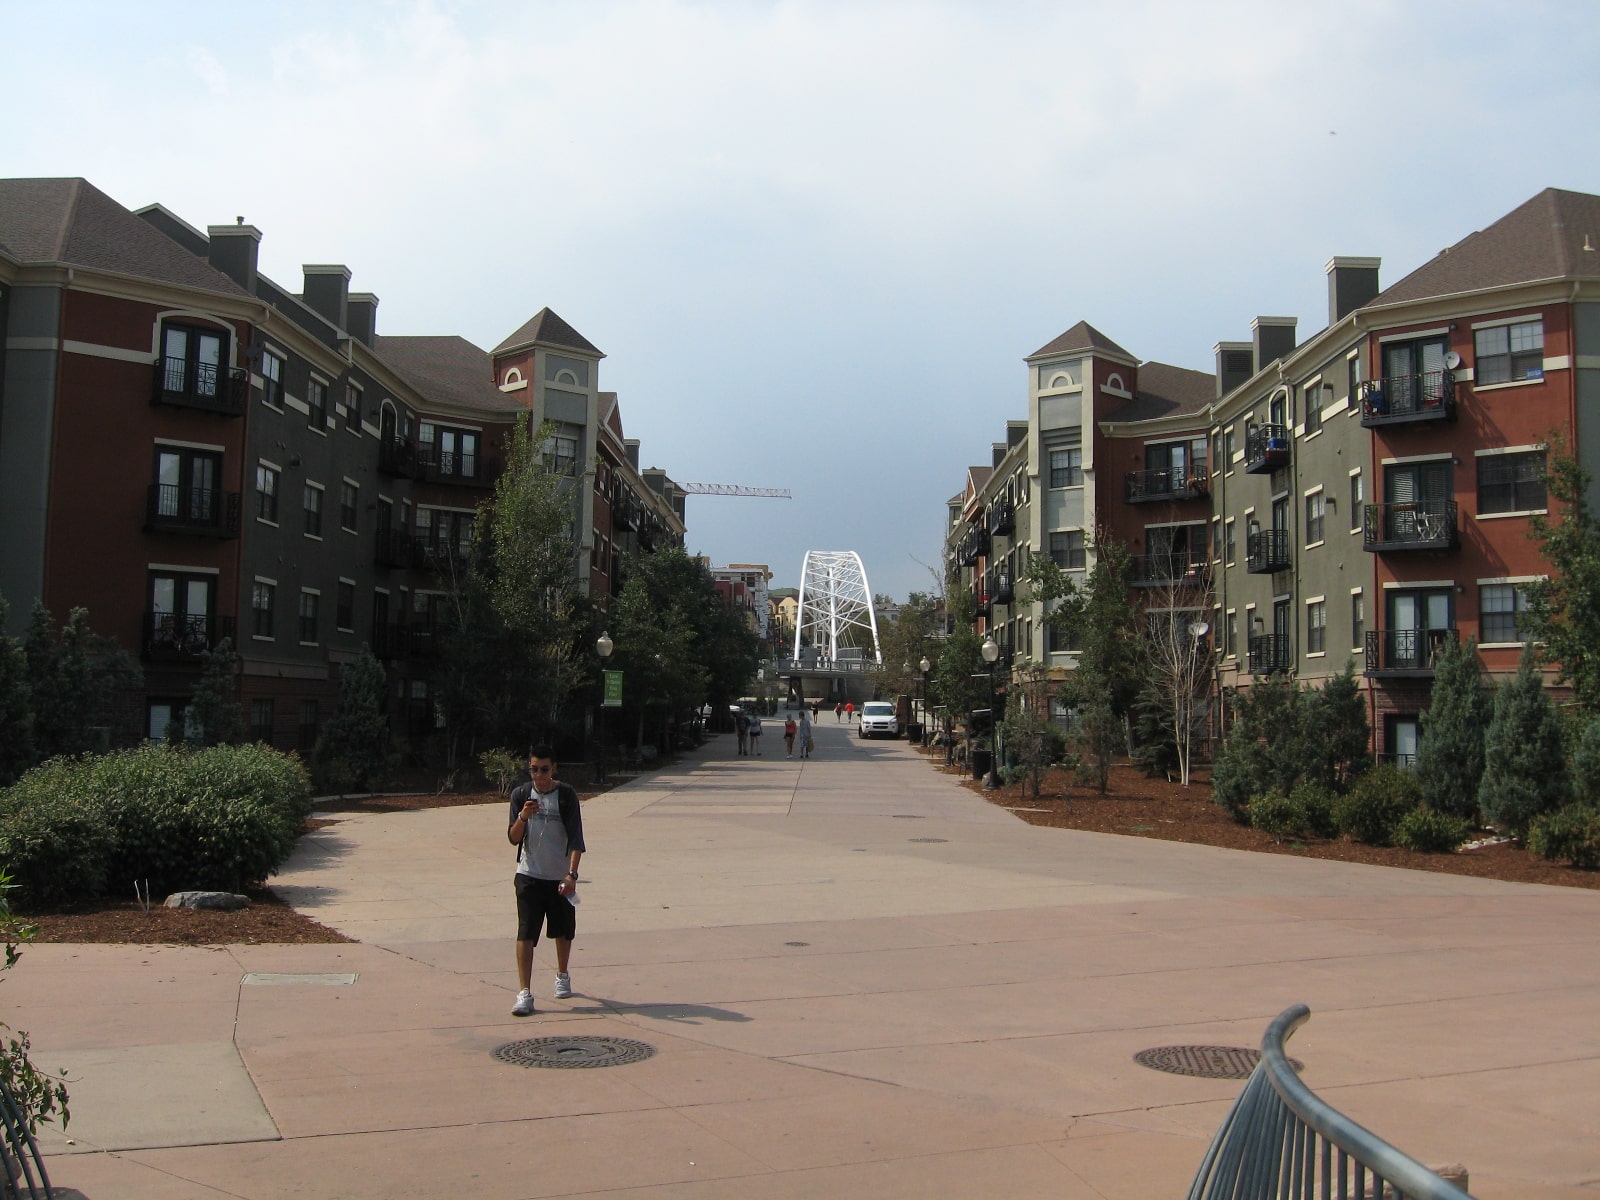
[1248,789,1300,841]
[479,747,523,795]
[1333,763,1420,846]
[1528,805,1600,870]
[1288,781,1339,838]
[0,757,115,907]
[1393,808,1471,854]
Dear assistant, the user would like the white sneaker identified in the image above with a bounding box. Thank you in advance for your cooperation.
[553,972,572,1000]
[511,989,535,1016]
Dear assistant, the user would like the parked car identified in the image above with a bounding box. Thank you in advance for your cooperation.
[858,701,900,739]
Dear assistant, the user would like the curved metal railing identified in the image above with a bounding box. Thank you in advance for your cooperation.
[1187,1005,1473,1200]
[0,1074,52,1199]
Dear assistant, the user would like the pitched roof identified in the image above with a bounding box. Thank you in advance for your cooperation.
[493,307,603,356]
[373,335,522,415]
[1028,320,1133,361]
[1103,361,1216,424]
[0,177,249,296]
[1372,188,1600,306]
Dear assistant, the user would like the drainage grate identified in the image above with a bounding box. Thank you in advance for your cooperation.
[1133,1045,1302,1080]
[784,941,810,947]
[908,837,948,843]
[493,1036,655,1069]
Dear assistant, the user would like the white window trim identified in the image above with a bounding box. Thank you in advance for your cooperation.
[1477,575,1544,586]
[1379,326,1450,343]
[1474,443,1547,458]
[148,562,220,575]
[153,437,226,453]
[1381,579,1454,590]
[1477,508,1548,521]
[1472,378,1545,394]
[1470,312,1542,331]
[1379,452,1453,466]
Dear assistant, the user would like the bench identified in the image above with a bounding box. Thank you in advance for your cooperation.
[1189,1005,1472,1200]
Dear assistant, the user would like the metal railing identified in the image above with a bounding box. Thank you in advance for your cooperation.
[1129,554,1211,588]
[1187,1005,1473,1200]
[1359,371,1458,426]
[0,1074,53,1198]
[1126,466,1209,503]
[151,359,248,415]
[1248,634,1293,676]
[1246,528,1291,574]
[1363,501,1458,551]
[142,612,235,661]
[145,484,241,537]
[1245,424,1291,474]
[1365,628,1458,675]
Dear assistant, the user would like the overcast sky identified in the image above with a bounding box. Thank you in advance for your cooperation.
[8,0,1600,599]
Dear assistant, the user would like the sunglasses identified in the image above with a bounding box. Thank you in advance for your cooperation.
[530,765,554,774]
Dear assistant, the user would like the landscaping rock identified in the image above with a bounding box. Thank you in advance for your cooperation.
[164,891,250,911]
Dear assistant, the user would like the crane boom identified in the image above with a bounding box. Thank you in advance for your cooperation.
[678,482,792,498]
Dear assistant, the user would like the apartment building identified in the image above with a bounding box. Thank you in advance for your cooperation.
[0,177,684,752]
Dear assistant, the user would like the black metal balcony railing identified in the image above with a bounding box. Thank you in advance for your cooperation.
[957,528,990,567]
[151,359,248,416]
[415,446,502,487]
[1248,634,1293,676]
[1129,554,1211,588]
[378,437,417,478]
[1246,528,1291,574]
[415,537,472,574]
[1359,371,1458,428]
[1125,466,1209,503]
[144,484,241,538]
[1364,627,1458,676]
[988,574,1014,605]
[1245,424,1291,474]
[989,501,1015,537]
[374,529,415,569]
[142,612,235,661]
[1362,500,1459,552]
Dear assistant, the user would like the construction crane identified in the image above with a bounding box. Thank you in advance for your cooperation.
[677,482,792,499]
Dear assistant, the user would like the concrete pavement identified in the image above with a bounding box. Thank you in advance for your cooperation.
[21,720,1600,1198]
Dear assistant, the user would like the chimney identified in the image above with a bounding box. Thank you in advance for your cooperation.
[302,265,351,330]
[348,293,379,347]
[1214,341,1253,398]
[1006,420,1028,450]
[991,442,1007,469]
[624,438,641,471]
[206,223,262,292]
[1252,317,1297,373]
[1326,256,1381,324]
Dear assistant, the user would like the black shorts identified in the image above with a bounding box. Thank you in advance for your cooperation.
[515,874,576,943]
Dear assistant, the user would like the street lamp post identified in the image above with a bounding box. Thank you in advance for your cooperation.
[595,630,614,785]
[919,655,931,747]
[981,635,1001,789]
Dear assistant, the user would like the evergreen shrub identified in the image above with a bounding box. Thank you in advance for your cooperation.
[1392,808,1471,854]
[1333,763,1420,846]
[1527,805,1600,870]
[1248,789,1299,841]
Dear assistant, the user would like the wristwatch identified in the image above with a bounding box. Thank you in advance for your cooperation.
[565,871,578,880]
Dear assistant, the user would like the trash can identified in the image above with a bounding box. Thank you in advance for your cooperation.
[905,722,923,743]
[970,749,992,779]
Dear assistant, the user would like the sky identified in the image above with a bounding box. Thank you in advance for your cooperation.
[7,0,1600,599]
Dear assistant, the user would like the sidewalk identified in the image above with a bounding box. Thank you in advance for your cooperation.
[24,722,1600,1198]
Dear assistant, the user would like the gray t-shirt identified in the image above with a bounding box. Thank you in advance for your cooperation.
[511,783,582,880]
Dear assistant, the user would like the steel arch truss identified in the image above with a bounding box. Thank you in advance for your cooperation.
[793,551,881,664]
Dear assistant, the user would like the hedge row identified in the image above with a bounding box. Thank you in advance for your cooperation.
[1248,764,1472,853]
[0,743,313,908]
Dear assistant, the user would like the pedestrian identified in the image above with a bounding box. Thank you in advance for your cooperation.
[834,702,843,722]
[798,706,814,758]
[749,713,764,756]
[783,714,797,757]
[811,701,820,719]
[736,711,749,755]
[846,701,855,722]
[507,745,584,1016]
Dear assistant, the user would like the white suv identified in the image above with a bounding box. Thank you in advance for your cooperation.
[858,701,900,739]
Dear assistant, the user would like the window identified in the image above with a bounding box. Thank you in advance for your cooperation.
[340,482,358,532]
[260,351,285,408]
[1382,335,1448,408]
[1226,611,1237,658]
[298,700,318,753]
[345,383,363,432]
[250,699,274,745]
[307,378,327,429]
[1223,427,1235,470]
[1475,320,1543,385]
[541,427,579,475]
[1350,592,1364,649]
[303,484,323,537]
[421,422,484,480]
[1348,355,1360,403]
[1049,530,1085,569]
[1350,470,1363,521]
[1480,584,1531,644]
[1304,385,1323,435]
[1046,617,1081,653]
[1305,492,1325,545]
[147,571,216,654]
[147,700,193,743]
[337,581,355,632]
[252,580,275,638]
[1212,518,1223,560]
[299,591,320,644]
[159,323,229,402]
[1049,447,1083,488]
[1307,601,1327,653]
[151,447,223,528]
[1478,451,1546,514]
[256,464,279,523]
[1224,518,1236,562]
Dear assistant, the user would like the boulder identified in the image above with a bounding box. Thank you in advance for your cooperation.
[164,891,250,911]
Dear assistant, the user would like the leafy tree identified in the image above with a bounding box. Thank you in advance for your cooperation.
[1478,648,1569,836]
[999,660,1065,799]
[184,637,246,747]
[1300,662,1370,792]
[23,602,140,760]
[1211,674,1306,821]
[875,592,941,700]
[315,648,395,792]
[931,584,989,752]
[1414,637,1492,819]
[1523,441,1600,713]
[0,598,33,786]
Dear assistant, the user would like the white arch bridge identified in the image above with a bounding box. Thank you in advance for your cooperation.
[762,551,882,706]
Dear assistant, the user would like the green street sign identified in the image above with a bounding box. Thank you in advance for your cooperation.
[603,670,624,708]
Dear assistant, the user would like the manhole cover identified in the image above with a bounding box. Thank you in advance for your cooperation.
[784,941,810,947]
[1133,1045,1302,1079]
[908,837,948,843]
[493,1037,655,1069]
[892,814,925,819]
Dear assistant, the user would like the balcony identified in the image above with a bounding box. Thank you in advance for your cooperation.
[1129,554,1211,589]
[1364,628,1458,677]
[414,537,472,575]
[151,359,248,416]
[973,591,990,620]
[415,446,502,488]
[1362,501,1458,553]
[1125,466,1209,504]
[1246,528,1291,574]
[378,437,417,478]
[988,500,1015,537]
[375,529,415,569]
[1248,634,1293,676]
[957,528,990,567]
[142,612,235,662]
[145,485,241,538]
[1245,424,1291,474]
[988,574,1014,605]
[1359,371,1458,428]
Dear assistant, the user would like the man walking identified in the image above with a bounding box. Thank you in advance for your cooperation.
[508,745,584,1016]
[736,711,750,755]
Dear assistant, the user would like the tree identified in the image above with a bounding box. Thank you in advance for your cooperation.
[1414,637,1493,819]
[1211,674,1306,821]
[999,660,1064,799]
[315,648,396,792]
[184,637,246,747]
[23,602,140,760]
[1478,648,1569,837]
[1300,662,1371,792]
[1571,714,1600,809]
[875,592,941,700]
[931,585,989,755]
[1524,440,1600,713]
[1135,577,1212,785]
[0,598,34,786]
